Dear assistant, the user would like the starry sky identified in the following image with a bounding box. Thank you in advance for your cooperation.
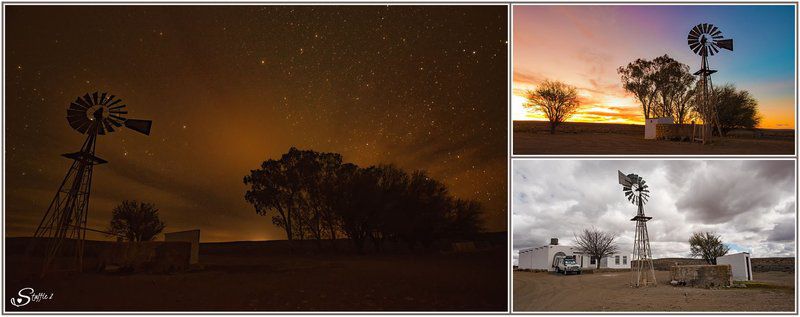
[513,5,795,129]
[513,160,796,265]
[5,5,508,242]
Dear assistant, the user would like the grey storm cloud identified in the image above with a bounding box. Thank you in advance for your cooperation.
[512,160,796,264]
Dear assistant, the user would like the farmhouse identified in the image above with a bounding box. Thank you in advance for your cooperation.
[518,238,630,271]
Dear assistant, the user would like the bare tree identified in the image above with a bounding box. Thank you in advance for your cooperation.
[523,80,581,134]
[574,228,620,269]
[108,200,165,242]
[689,231,730,264]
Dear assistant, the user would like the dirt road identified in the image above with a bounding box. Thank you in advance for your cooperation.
[513,270,794,312]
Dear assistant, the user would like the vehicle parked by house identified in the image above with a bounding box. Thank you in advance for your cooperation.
[553,255,581,275]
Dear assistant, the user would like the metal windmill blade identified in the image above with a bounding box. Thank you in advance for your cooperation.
[688,23,733,57]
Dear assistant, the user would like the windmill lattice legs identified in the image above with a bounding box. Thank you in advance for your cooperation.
[32,132,102,276]
[631,216,657,287]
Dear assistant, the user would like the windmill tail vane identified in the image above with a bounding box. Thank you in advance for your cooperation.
[31,91,152,276]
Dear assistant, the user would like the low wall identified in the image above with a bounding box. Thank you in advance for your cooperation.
[752,257,795,272]
[655,124,694,141]
[97,241,191,273]
[670,265,732,288]
[6,237,191,274]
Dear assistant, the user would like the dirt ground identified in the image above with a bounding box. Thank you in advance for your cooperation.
[513,121,794,155]
[5,244,507,311]
[513,270,795,312]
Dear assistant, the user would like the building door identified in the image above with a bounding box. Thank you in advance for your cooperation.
[745,256,752,281]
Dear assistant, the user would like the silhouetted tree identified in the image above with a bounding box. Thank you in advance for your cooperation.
[446,199,484,240]
[650,55,696,122]
[689,231,730,264]
[308,152,346,245]
[709,84,761,135]
[245,148,484,253]
[244,147,308,241]
[333,165,376,253]
[573,228,619,269]
[619,58,658,119]
[523,80,581,134]
[108,200,165,242]
[671,72,696,124]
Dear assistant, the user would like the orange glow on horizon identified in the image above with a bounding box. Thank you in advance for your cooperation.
[513,85,795,129]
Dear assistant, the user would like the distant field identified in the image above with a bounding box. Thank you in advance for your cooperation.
[5,238,507,311]
[513,121,795,155]
[513,270,794,312]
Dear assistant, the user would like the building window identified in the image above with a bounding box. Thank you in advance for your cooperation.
[590,257,596,265]
[615,255,620,265]
[623,256,628,265]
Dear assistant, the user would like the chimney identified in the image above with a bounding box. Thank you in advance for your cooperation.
[550,238,559,245]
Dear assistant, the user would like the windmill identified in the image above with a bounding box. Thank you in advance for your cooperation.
[32,92,152,275]
[618,171,656,287]
[687,23,733,144]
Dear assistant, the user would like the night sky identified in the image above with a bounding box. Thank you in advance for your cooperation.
[5,6,508,242]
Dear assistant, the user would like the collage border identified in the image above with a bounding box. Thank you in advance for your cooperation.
[0,1,798,315]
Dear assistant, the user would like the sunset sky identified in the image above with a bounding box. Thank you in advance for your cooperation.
[5,6,507,242]
[513,5,795,129]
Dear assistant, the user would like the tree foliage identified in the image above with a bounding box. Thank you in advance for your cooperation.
[689,231,730,265]
[618,58,659,120]
[108,200,166,242]
[710,84,761,135]
[573,228,620,269]
[243,147,484,253]
[619,55,695,122]
[523,80,581,134]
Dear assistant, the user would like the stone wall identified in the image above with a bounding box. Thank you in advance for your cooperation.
[669,265,733,288]
[752,257,795,272]
[5,237,191,274]
[655,124,695,141]
[95,241,191,273]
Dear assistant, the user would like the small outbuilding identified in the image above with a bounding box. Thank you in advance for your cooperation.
[644,117,674,139]
[164,229,201,264]
[716,252,753,281]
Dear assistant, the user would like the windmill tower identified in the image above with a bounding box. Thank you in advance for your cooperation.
[687,23,733,144]
[32,92,152,275]
[618,171,657,287]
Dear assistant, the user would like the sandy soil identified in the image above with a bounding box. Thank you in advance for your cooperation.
[5,244,507,311]
[513,121,794,155]
[513,270,795,312]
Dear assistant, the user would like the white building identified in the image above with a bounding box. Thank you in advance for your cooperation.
[518,238,630,271]
[717,252,753,281]
[164,229,201,264]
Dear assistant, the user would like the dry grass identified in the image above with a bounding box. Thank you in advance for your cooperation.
[513,121,794,155]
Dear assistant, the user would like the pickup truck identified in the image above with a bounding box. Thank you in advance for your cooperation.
[553,255,582,275]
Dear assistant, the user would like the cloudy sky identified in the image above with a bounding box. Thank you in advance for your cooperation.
[513,5,795,129]
[513,160,796,265]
